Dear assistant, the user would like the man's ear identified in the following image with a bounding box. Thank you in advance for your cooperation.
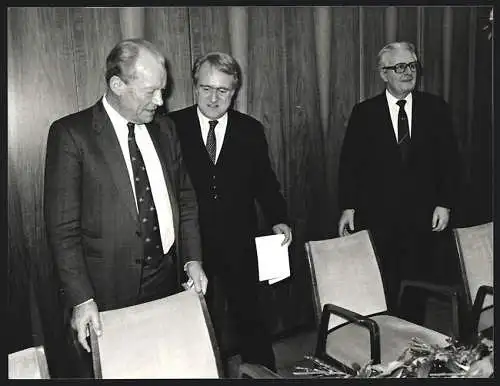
[110,75,125,95]
[379,69,388,83]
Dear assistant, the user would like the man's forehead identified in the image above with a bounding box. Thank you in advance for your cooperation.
[384,48,417,63]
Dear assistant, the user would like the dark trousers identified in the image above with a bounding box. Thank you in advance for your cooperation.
[371,224,431,321]
[371,224,457,324]
[205,266,276,373]
[65,246,179,378]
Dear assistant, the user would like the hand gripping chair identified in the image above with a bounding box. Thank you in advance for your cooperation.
[8,345,50,379]
[454,222,493,341]
[305,230,455,374]
[89,290,223,379]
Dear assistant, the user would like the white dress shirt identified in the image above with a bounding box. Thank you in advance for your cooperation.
[197,107,228,163]
[102,95,175,254]
[386,89,413,140]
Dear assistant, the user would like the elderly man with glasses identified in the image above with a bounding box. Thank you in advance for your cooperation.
[337,41,460,322]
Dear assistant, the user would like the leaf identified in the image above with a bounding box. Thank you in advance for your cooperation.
[415,359,433,378]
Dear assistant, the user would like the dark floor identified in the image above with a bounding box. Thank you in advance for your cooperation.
[227,295,454,377]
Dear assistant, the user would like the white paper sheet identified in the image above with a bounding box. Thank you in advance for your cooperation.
[255,234,290,284]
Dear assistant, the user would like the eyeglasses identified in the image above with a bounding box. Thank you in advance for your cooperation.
[198,85,232,98]
[382,61,419,74]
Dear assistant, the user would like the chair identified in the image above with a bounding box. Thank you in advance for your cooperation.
[89,290,223,379]
[304,230,455,374]
[8,345,50,379]
[454,222,493,340]
[240,230,459,378]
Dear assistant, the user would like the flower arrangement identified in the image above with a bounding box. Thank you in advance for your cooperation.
[293,334,493,378]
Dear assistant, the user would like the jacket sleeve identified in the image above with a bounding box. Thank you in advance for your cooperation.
[338,103,363,211]
[433,97,460,210]
[44,120,95,309]
[167,118,203,265]
[252,122,289,227]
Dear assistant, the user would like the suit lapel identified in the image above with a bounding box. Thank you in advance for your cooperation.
[377,93,400,149]
[410,91,421,147]
[217,110,234,165]
[92,101,138,223]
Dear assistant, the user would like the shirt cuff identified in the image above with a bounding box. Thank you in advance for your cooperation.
[74,298,94,308]
[183,260,200,272]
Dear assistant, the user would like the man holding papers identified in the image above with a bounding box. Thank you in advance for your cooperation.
[168,52,292,374]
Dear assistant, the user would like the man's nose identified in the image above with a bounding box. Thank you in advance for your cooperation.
[402,65,413,75]
[209,89,218,102]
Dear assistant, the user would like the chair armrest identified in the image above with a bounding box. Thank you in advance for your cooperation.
[397,279,461,339]
[316,303,381,365]
[471,285,494,336]
[89,323,102,379]
[239,363,282,378]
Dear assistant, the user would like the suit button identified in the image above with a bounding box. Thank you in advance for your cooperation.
[135,258,141,264]
[145,256,152,262]
[213,194,218,199]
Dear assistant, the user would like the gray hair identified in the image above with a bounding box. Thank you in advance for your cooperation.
[191,52,242,91]
[105,38,165,84]
[377,41,417,69]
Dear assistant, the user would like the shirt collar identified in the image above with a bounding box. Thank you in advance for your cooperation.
[196,107,228,129]
[385,89,412,107]
[102,94,130,128]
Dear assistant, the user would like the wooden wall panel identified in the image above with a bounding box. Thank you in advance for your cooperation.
[327,7,360,237]
[228,7,249,113]
[248,7,286,178]
[468,6,493,225]
[188,7,231,62]
[247,7,289,336]
[7,7,79,376]
[281,6,325,329]
[449,8,472,166]
[70,7,121,110]
[119,7,144,39]
[422,7,444,96]
[361,7,387,100]
[396,6,418,44]
[144,7,193,112]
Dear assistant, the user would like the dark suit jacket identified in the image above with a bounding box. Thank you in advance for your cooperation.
[339,91,459,232]
[168,106,288,276]
[44,99,202,311]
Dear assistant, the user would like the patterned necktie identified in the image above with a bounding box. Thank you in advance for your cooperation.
[206,120,218,163]
[127,122,163,267]
[396,100,410,163]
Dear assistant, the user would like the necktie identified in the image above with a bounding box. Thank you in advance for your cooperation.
[127,122,163,267]
[206,120,218,163]
[396,100,410,163]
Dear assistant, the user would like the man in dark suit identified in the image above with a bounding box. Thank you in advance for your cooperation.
[44,39,207,376]
[168,52,292,373]
[338,41,459,321]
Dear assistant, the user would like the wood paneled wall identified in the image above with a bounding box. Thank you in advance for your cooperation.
[8,6,493,376]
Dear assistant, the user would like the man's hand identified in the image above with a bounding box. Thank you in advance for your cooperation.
[432,206,450,232]
[186,261,208,295]
[338,209,355,236]
[71,300,102,352]
[272,223,292,247]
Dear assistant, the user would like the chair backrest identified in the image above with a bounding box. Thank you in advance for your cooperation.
[91,290,222,379]
[305,230,387,329]
[8,345,50,379]
[454,222,493,307]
